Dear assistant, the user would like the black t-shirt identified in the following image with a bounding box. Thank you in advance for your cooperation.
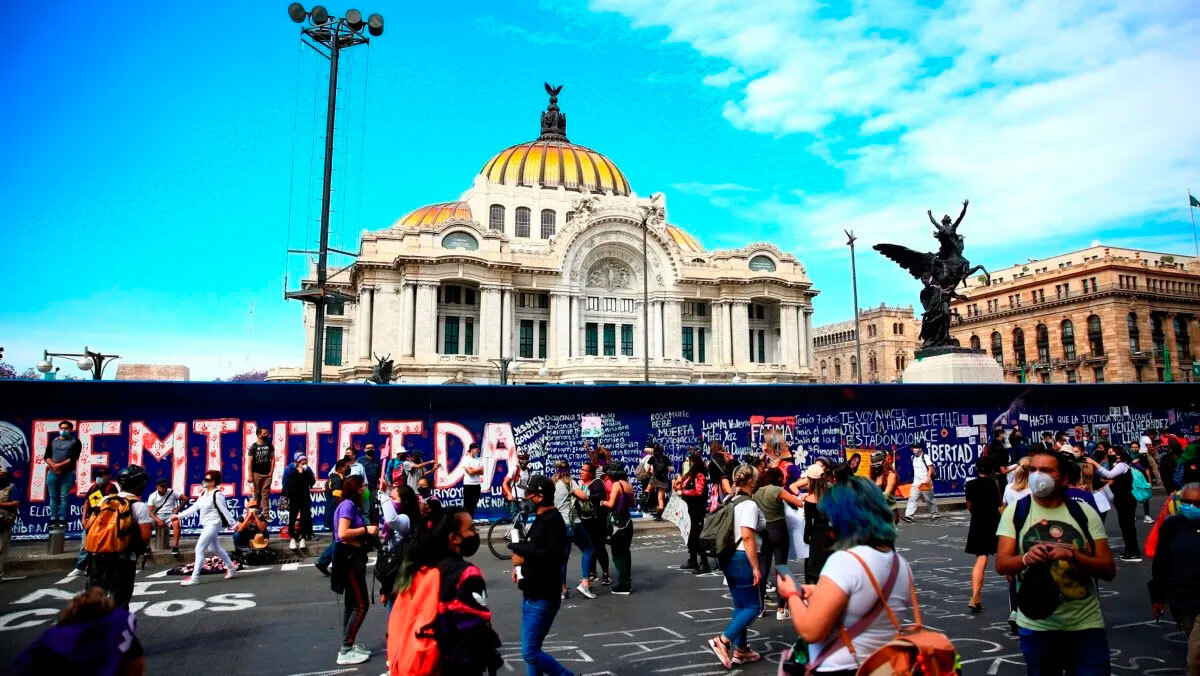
[650,454,671,481]
[707,458,730,487]
[509,509,567,600]
[248,442,274,475]
[965,476,1001,516]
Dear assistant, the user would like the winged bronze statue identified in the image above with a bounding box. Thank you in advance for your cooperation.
[369,353,396,384]
[539,83,568,141]
[873,200,990,352]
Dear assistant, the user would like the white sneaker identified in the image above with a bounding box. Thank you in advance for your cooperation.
[299,538,307,549]
[289,539,299,550]
[337,646,369,665]
[576,583,596,599]
[1143,515,1154,524]
[225,568,236,580]
[766,584,777,594]
[776,608,791,621]
[66,568,84,579]
[180,577,198,586]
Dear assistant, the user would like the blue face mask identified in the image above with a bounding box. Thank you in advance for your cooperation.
[59,430,71,439]
[1179,503,1200,521]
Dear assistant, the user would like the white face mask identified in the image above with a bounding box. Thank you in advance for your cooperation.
[1028,471,1055,498]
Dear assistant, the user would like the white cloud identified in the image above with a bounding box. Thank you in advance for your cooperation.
[590,0,1200,251]
[701,66,745,87]
[671,181,757,196]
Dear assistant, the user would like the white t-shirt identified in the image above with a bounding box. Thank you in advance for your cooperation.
[554,479,581,525]
[734,498,765,551]
[146,489,181,519]
[462,455,483,486]
[1002,485,1029,506]
[911,455,932,485]
[808,547,914,672]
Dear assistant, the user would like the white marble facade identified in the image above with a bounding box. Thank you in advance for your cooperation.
[273,91,818,384]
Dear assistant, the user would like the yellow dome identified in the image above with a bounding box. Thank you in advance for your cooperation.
[479,83,631,196]
[666,225,704,252]
[480,140,631,196]
[397,201,472,228]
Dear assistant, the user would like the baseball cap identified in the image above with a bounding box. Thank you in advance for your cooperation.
[526,475,555,501]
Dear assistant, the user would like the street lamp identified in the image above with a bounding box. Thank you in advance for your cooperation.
[38,347,119,381]
[488,358,549,384]
[638,193,665,384]
[283,4,384,383]
[845,229,863,384]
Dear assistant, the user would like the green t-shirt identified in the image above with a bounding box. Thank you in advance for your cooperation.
[753,485,785,523]
[996,498,1108,632]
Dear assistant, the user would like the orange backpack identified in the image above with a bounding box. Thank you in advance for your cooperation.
[84,495,141,555]
[387,566,442,675]
[814,552,961,676]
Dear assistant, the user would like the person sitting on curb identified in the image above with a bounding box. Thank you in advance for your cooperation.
[233,500,268,555]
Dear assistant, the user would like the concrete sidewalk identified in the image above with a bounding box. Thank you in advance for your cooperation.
[1,498,966,575]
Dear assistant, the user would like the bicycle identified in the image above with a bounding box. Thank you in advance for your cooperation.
[487,499,532,560]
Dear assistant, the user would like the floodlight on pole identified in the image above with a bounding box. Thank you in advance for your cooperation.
[309,5,329,24]
[345,9,363,30]
[367,13,383,35]
[287,2,306,22]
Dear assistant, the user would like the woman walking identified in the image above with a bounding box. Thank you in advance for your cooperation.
[707,465,764,669]
[553,461,597,599]
[1002,457,1031,507]
[580,462,612,586]
[964,457,1002,612]
[707,442,734,510]
[602,461,636,594]
[1089,445,1142,561]
[870,451,900,524]
[676,451,709,573]
[775,476,914,675]
[802,464,833,584]
[753,466,805,619]
[330,475,377,665]
[170,470,237,586]
[284,453,316,549]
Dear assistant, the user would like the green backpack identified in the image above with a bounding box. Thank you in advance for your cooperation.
[698,494,751,562]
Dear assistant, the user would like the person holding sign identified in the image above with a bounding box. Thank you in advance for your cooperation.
[901,442,938,523]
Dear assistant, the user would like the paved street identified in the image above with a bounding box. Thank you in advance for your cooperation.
[0,509,1188,675]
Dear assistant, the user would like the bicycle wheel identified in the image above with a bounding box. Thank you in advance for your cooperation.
[488,517,514,560]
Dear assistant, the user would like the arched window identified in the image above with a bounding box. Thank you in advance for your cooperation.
[1061,320,1076,360]
[540,209,556,239]
[895,354,901,370]
[1036,324,1050,363]
[834,359,842,378]
[566,211,575,224]
[850,356,858,378]
[1176,316,1192,362]
[969,335,981,350]
[442,231,479,250]
[1128,313,1141,352]
[1013,327,1027,365]
[515,207,531,237]
[868,352,877,372]
[991,331,1003,365]
[820,360,828,379]
[899,324,904,335]
[1087,315,1103,356]
[749,255,776,272]
[488,204,504,231]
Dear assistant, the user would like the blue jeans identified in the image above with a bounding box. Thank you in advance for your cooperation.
[1018,628,1110,675]
[46,470,75,523]
[722,550,761,649]
[317,542,334,569]
[561,523,594,586]
[522,597,573,676]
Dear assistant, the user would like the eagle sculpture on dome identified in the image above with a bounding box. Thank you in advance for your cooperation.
[540,83,568,141]
[873,200,990,354]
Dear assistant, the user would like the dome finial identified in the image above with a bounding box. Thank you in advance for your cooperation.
[540,82,568,141]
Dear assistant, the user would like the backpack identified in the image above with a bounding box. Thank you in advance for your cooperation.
[84,495,143,555]
[386,562,503,676]
[829,552,961,676]
[1011,495,1096,620]
[375,535,409,596]
[1131,467,1153,503]
[698,494,750,563]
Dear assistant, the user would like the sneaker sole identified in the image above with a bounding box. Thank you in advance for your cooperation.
[707,638,731,669]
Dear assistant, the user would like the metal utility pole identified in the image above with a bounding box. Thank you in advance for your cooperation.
[285,5,383,383]
[845,229,863,384]
[38,347,120,381]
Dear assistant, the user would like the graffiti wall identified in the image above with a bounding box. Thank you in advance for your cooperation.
[2,380,1198,540]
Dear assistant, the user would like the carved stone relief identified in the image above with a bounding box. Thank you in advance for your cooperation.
[586,259,632,290]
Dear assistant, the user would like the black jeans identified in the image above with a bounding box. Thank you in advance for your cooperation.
[758,519,790,605]
[1114,496,1140,556]
[88,554,137,608]
[686,500,706,559]
[463,484,482,517]
[609,524,633,592]
[338,547,369,647]
[582,516,610,577]
[289,499,312,539]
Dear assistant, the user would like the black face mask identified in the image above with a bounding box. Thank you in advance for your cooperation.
[459,533,480,558]
[418,486,431,497]
[365,449,375,457]
[0,476,9,489]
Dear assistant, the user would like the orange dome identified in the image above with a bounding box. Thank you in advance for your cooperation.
[480,140,630,196]
[397,201,472,228]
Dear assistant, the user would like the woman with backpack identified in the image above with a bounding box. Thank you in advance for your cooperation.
[676,450,710,573]
[170,470,237,587]
[775,476,923,675]
[387,507,503,675]
[330,475,378,666]
[1088,445,1143,562]
[707,464,765,669]
[601,461,636,594]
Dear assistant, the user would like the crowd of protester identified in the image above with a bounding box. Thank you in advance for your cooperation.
[10,419,1200,676]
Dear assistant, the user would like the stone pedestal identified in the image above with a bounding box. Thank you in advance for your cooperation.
[902,348,1004,384]
[46,527,65,555]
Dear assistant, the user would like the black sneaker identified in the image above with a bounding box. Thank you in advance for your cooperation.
[681,560,698,570]
[315,561,330,576]
[1119,553,1143,562]
[696,564,711,575]
[601,575,612,586]
[561,589,571,600]
[171,547,180,556]
[900,515,914,524]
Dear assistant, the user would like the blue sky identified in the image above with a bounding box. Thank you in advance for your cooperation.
[3,1,1199,380]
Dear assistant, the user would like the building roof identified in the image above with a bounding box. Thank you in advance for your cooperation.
[666,225,704,252]
[396,201,472,228]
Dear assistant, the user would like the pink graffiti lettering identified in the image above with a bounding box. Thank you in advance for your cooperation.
[128,422,188,495]
[191,419,237,496]
[77,421,122,495]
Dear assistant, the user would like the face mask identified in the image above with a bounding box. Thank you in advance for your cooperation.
[1028,471,1055,498]
[1179,503,1200,521]
[459,533,481,558]
[0,476,9,489]
[418,486,431,497]
[519,461,528,469]
[59,430,70,439]
[98,478,109,486]
[365,449,375,456]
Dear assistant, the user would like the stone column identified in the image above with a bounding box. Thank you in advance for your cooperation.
[710,300,727,367]
[731,300,751,366]
[413,282,438,360]
[663,299,682,360]
[799,306,811,368]
[550,292,569,365]
[478,285,501,359]
[649,300,663,360]
[779,302,796,368]
[501,288,515,359]
[357,288,374,360]
[399,282,415,357]
[372,284,402,358]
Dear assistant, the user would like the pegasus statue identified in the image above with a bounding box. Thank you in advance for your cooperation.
[873,200,989,352]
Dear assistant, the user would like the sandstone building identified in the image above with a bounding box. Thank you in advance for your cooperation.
[811,305,919,383]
